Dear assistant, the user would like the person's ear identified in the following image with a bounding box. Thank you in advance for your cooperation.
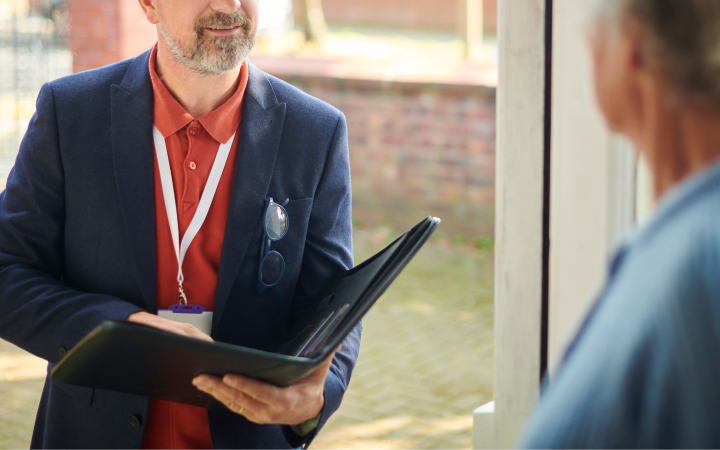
[137,0,160,25]
[620,17,647,77]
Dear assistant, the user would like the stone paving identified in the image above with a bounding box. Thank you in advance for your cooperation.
[0,340,45,449]
[0,230,494,449]
[313,232,494,449]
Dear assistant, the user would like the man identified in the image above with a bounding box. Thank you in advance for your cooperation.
[522,0,720,447]
[0,0,361,448]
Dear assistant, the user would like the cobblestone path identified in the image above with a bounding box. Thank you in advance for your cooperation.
[0,231,494,449]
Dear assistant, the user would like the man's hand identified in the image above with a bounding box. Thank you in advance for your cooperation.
[192,348,340,426]
[127,311,213,342]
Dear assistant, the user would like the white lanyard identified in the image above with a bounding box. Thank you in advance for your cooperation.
[152,125,236,304]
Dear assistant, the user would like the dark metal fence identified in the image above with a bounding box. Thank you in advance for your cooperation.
[0,2,71,180]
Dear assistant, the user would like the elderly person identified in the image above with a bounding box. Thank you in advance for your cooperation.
[521,0,720,447]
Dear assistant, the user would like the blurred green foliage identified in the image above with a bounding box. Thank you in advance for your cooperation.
[473,235,495,250]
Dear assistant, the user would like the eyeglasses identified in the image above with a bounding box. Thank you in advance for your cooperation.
[256,197,289,293]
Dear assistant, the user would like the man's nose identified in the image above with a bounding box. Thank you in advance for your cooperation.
[209,0,242,14]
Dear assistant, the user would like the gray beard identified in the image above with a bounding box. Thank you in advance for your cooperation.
[159,19,255,76]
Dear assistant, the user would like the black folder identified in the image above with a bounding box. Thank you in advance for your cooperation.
[51,216,440,407]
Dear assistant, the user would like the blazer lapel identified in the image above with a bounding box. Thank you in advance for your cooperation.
[213,62,287,326]
[110,50,158,313]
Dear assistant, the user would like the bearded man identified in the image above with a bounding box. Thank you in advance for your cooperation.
[0,0,361,448]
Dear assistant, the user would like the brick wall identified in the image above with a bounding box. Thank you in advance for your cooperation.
[65,1,497,239]
[68,0,156,73]
[295,0,498,35]
[272,75,497,238]
[69,0,497,74]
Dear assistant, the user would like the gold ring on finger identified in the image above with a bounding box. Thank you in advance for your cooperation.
[238,406,245,415]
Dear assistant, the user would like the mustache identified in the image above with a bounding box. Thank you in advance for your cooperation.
[195,11,252,33]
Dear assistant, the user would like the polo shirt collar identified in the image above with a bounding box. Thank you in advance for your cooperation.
[197,62,248,144]
[148,44,248,143]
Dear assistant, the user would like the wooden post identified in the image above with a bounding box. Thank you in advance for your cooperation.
[488,0,546,447]
[461,0,484,59]
[293,0,327,42]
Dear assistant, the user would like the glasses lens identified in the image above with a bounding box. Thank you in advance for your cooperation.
[265,204,288,240]
[261,251,285,286]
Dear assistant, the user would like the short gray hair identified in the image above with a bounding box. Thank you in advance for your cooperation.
[595,0,720,103]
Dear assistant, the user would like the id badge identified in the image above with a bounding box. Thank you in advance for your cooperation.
[157,304,213,336]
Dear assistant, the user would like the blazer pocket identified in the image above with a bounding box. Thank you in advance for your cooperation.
[272,198,313,281]
[48,363,94,406]
[283,198,313,233]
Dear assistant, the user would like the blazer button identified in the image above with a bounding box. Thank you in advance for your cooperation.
[129,415,141,427]
[58,347,67,356]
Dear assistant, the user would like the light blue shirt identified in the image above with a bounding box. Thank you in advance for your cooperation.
[521,160,720,448]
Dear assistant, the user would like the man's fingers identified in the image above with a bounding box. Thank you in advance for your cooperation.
[184,330,214,342]
[222,374,280,404]
[194,375,247,405]
[325,345,342,366]
[157,321,213,342]
[300,345,341,383]
[194,375,271,422]
[179,323,214,342]
[127,311,213,342]
[316,351,335,373]
[191,345,344,425]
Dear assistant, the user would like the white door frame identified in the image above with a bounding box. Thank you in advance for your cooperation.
[479,0,548,447]
[474,1,638,447]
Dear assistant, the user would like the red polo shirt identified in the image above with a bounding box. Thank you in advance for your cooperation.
[140,45,249,449]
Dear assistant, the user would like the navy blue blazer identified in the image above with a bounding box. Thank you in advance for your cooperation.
[0,49,361,449]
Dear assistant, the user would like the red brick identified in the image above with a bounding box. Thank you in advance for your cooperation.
[271,74,497,235]
[68,0,156,73]
[292,0,497,35]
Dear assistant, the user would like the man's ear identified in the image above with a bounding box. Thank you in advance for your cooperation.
[137,0,160,25]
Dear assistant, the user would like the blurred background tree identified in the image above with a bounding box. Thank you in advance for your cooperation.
[293,0,328,42]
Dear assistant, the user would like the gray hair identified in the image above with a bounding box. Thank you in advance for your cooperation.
[595,0,720,103]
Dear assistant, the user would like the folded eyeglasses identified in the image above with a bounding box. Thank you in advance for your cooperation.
[256,197,289,293]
